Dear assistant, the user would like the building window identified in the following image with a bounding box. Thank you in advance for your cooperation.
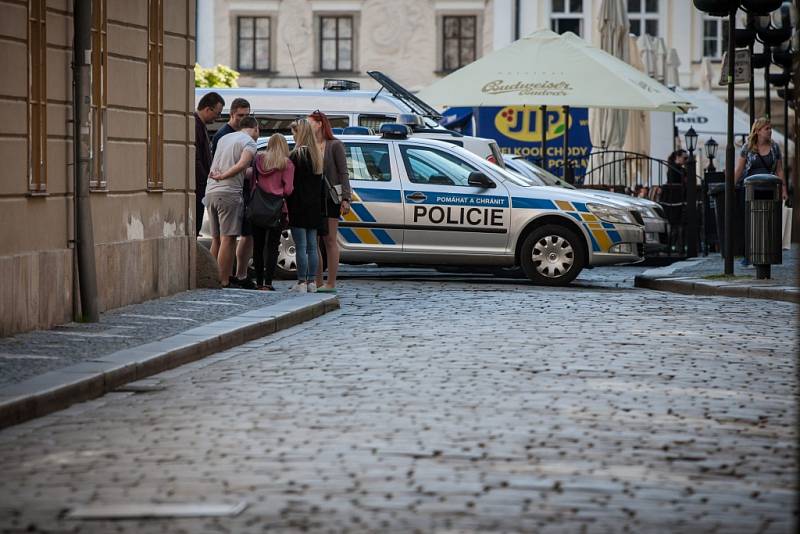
[237,16,270,71]
[550,0,583,37]
[703,16,729,58]
[628,0,659,37]
[147,0,164,190]
[442,16,477,72]
[91,0,108,190]
[28,0,47,193]
[319,16,353,72]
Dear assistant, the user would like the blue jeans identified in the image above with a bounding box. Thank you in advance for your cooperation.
[291,227,318,281]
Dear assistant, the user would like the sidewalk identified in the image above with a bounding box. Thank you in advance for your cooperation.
[634,244,799,303]
[0,286,339,429]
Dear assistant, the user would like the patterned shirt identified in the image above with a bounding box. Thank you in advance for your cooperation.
[740,141,781,181]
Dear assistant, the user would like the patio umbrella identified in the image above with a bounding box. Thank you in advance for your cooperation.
[699,57,715,92]
[587,0,630,188]
[622,34,652,186]
[416,29,693,113]
[589,0,630,151]
[638,34,656,78]
[666,48,681,87]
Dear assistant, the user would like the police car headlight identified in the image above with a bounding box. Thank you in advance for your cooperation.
[587,203,635,224]
[639,206,659,219]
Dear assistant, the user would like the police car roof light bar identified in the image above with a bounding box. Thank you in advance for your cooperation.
[379,123,411,139]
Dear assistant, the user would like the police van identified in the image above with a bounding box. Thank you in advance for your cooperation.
[195,71,505,167]
[264,125,644,286]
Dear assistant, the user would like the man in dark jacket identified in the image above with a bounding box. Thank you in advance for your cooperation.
[194,92,224,236]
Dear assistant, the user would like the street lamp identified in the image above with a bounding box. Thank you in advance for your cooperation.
[685,127,699,258]
[705,137,719,172]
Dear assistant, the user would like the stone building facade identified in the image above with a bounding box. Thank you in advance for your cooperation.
[196,0,496,91]
[0,0,197,336]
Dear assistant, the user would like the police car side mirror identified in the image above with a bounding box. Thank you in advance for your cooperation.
[468,172,496,189]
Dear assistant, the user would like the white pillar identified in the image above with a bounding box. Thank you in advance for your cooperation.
[196,0,215,67]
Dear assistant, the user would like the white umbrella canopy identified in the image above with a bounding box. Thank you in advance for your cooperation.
[417,29,694,113]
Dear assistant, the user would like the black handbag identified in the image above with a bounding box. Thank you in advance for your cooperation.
[246,187,283,228]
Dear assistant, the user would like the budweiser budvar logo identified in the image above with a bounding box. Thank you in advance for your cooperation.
[482,80,572,96]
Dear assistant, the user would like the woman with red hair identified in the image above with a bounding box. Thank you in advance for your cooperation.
[308,110,351,293]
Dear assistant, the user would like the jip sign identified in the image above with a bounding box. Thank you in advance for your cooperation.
[444,106,592,177]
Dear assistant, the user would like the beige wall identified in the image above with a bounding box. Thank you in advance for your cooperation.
[0,0,197,336]
[204,0,494,92]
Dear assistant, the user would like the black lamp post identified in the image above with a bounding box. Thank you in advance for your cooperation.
[705,137,719,172]
[702,137,719,256]
[685,127,699,258]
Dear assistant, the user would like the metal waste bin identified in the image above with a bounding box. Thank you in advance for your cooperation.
[744,174,783,279]
[708,183,745,258]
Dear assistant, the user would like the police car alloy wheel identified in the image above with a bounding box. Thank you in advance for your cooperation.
[274,230,297,279]
[519,225,586,286]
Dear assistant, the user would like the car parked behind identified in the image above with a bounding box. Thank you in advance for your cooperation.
[503,155,668,254]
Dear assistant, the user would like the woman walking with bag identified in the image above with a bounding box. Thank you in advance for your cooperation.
[250,134,294,290]
[308,110,351,293]
[286,120,324,293]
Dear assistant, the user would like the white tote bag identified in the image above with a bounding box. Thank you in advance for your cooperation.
[782,204,793,250]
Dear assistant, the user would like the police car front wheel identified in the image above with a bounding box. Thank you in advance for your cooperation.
[519,225,585,286]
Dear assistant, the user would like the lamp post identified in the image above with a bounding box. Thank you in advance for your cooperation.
[702,137,719,256]
[705,137,719,172]
[685,127,699,258]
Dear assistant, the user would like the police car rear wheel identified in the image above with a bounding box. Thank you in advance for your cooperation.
[520,225,585,286]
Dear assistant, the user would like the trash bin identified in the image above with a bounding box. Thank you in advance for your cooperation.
[744,174,783,279]
[708,183,745,258]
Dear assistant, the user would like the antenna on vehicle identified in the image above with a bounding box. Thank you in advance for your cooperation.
[370,86,384,102]
[285,41,302,89]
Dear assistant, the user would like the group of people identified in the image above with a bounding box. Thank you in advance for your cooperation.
[194,93,352,293]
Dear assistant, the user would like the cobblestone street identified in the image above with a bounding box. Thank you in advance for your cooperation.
[0,275,796,532]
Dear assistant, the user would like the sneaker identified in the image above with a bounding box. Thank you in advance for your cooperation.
[257,284,276,291]
[290,282,307,293]
[229,277,256,290]
[307,282,317,293]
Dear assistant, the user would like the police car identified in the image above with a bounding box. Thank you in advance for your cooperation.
[268,124,644,286]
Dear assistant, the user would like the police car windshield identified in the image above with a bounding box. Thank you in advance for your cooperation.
[513,157,577,189]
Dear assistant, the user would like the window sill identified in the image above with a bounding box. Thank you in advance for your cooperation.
[692,58,723,64]
[238,70,277,76]
[312,70,361,77]
[26,190,48,197]
[147,187,166,193]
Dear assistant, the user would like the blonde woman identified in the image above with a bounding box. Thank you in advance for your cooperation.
[286,120,324,292]
[734,118,786,196]
[733,118,787,267]
[251,134,294,290]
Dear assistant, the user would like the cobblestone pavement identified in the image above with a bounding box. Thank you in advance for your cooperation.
[0,288,302,387]
[0,277,796,532]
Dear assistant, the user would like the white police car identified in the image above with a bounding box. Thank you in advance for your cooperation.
[269,124,644,286]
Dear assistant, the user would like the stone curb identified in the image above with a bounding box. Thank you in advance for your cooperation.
[634,275,800,304]
[0,294,340,430]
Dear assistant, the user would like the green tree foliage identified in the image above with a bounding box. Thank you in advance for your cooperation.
[195,64,240,88]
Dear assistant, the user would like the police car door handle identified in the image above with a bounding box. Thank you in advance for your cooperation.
[406,192,426,202]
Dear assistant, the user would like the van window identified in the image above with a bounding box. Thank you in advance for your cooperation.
[358,114,396,129]
[211,113,349,137]
[345,143,392,182]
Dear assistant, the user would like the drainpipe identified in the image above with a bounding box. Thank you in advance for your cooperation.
[514,0,521,40]
[73,0,99,321]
